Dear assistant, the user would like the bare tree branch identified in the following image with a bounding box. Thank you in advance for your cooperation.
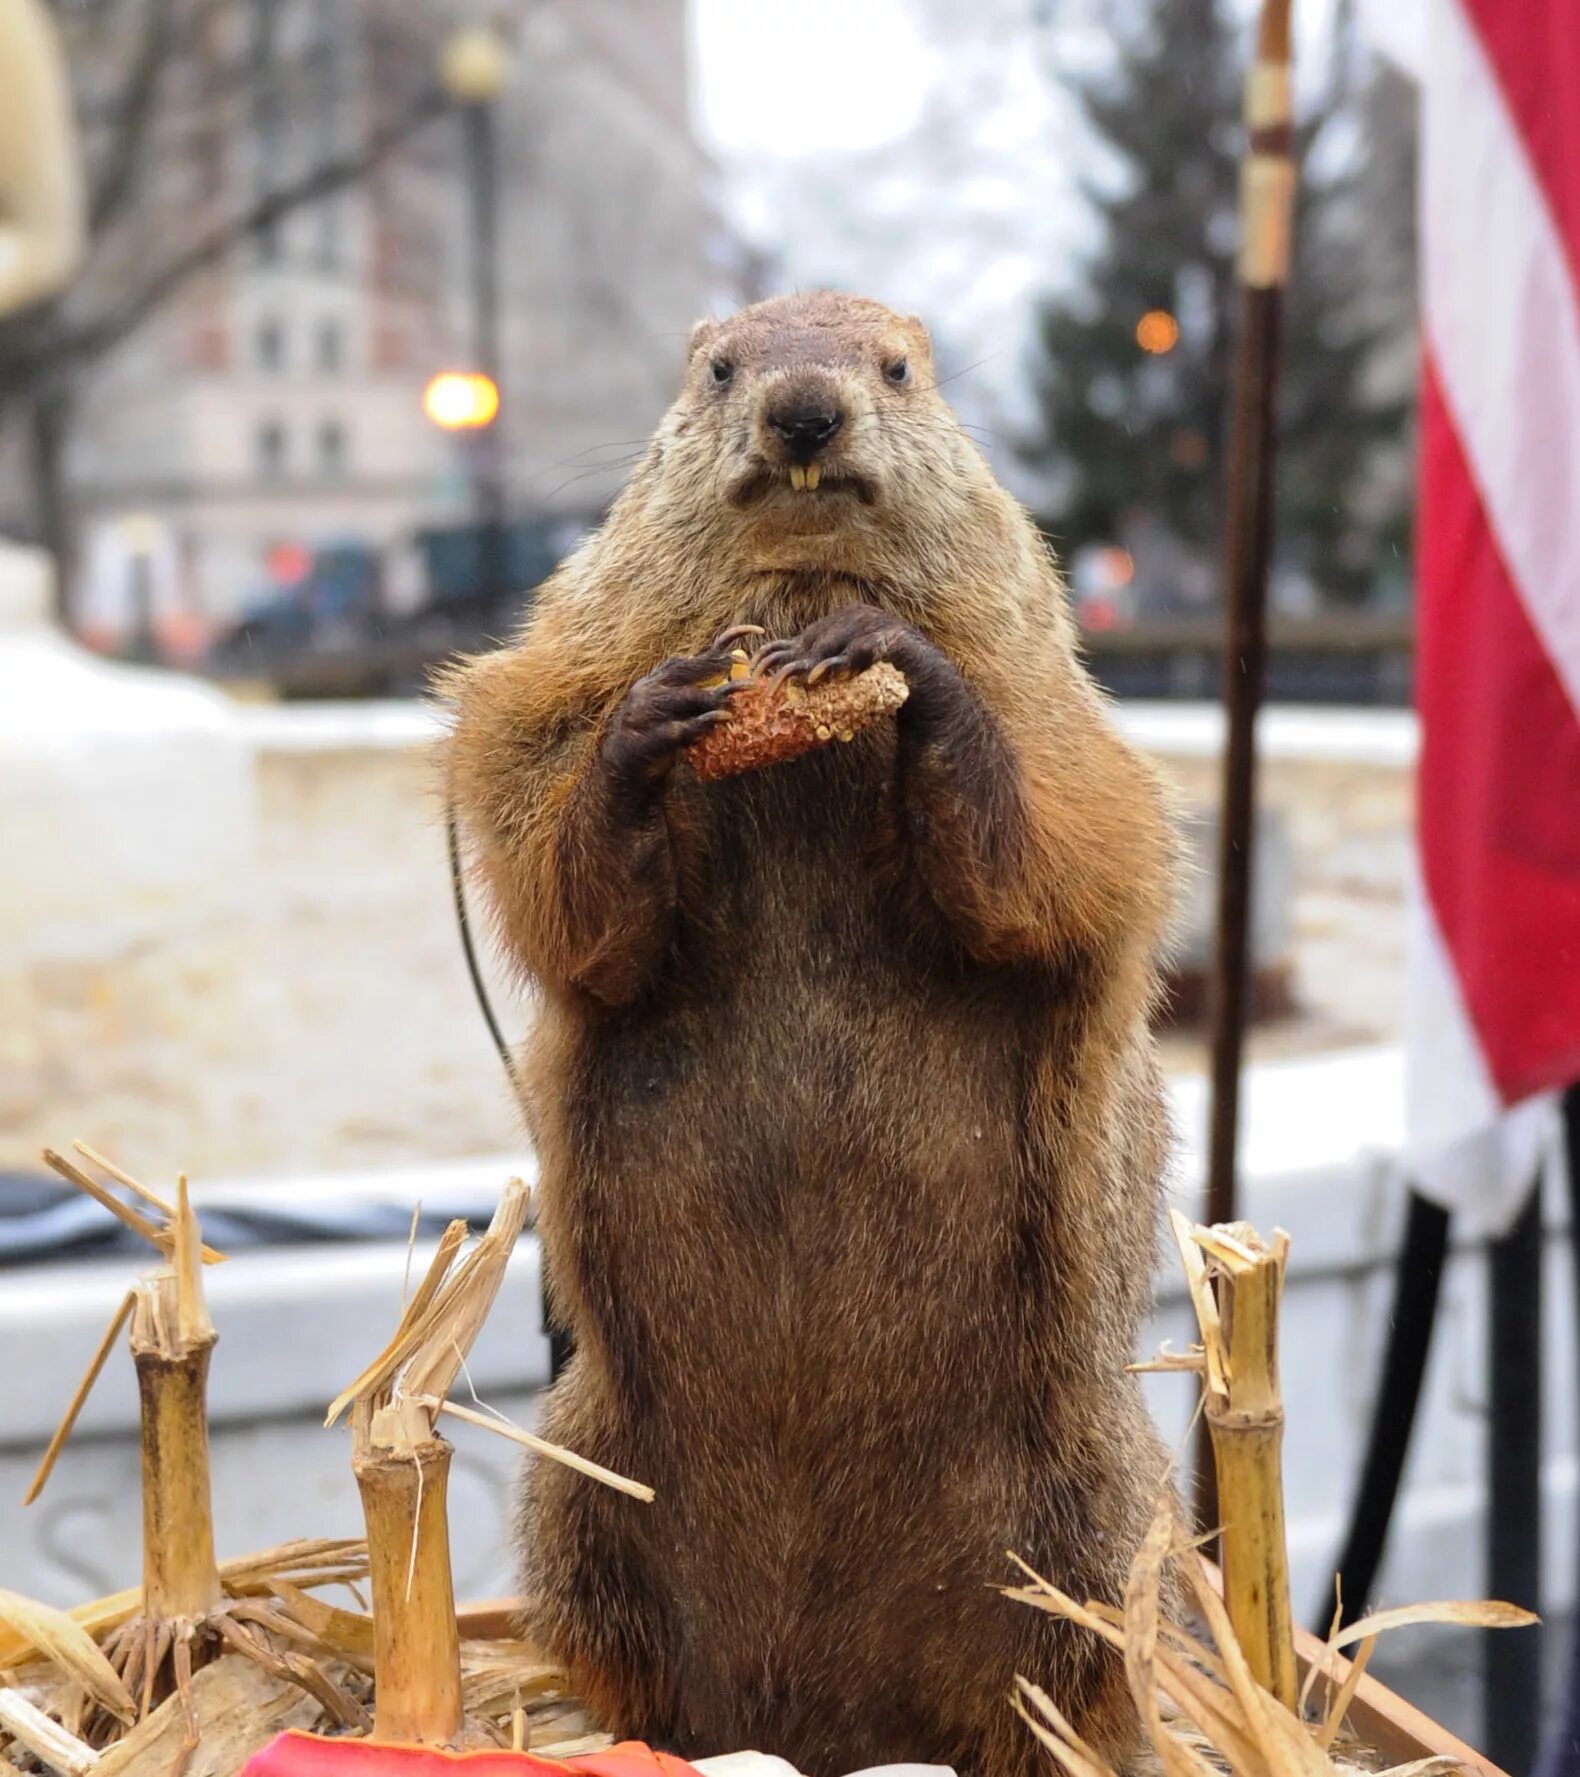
[20,87,449,392]
[87,0,179,233]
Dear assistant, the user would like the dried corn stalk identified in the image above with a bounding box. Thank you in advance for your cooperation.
[1008,1538,1535,1777]
[0,1686,101,1777]
[131,1214,222,1627]
[686,652,909,781]
[0,1544,372,1676]
[327,1178,637,1750]
[1006,1215,1538,1777]
[6,1145,372,1770]
[93,1653,323,1777]
[1172,1212,1297,1708]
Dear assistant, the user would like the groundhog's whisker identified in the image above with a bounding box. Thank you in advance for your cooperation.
[917,353,1001,393]
[537,461,645,502]
[537,447,651,472]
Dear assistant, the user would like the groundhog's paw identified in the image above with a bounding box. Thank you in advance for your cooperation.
[753,602,937,692]
[601,650,752,798]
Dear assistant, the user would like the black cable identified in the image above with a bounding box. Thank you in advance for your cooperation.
[446,800,573,1384]
[446,801,514,1081]
[1313,1187,1451,1631]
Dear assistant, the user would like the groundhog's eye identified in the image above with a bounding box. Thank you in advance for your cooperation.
[711,358,735,385]
[885,358,910,385]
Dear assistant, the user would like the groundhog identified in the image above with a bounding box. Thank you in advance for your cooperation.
[444,291,1176,1776]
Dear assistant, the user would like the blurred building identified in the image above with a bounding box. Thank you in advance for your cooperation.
[55,0,714,646]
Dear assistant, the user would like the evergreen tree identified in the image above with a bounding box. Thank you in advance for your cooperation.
[1277,62,1417,607]
[1020,0,1414,609]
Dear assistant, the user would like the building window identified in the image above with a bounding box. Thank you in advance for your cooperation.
[256,317,285,372]
[318,419,347,475]
[316,318,343,373]
[257,420,287,479]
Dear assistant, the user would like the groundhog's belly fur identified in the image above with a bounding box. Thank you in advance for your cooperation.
[516,733,1169,1776]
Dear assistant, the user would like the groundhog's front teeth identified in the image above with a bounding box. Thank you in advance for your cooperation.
[789,464,807,492]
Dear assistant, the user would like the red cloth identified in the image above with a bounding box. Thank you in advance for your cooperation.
[242,1732,709,1777]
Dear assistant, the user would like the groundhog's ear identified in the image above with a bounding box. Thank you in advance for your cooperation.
[687,317,722,363]
[903,313,933,354]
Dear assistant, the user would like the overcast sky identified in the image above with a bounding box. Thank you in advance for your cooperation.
[688,0,1379,161]
[689,0,940,156]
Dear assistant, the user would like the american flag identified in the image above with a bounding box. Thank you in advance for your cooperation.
[1403,0,1580,1234]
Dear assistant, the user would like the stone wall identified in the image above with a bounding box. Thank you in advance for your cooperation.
[2,709,517,1183]
[1123,704,1415,1058]
[1,699,1417,1181]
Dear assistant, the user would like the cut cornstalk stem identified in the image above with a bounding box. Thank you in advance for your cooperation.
[331,1180,532,1747]
[352,1405,464,1748]
[67,1144,226,1265]
[132,1272,223,1624]
[1173,1212,1298,1709]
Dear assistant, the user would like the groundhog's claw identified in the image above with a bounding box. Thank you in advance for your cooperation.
[750,641,798,678]
[711,623,767,652]
[755,604,948,705]
[755,605,926,682]
[754,644,859,692]
[602,657,748,803]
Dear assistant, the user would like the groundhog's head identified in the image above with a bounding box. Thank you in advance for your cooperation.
[650,291,1001,581]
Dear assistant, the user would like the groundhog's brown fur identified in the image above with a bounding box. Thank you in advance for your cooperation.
[445,292,1176,1776]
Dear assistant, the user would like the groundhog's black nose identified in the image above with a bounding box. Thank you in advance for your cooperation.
[767,401,844,462]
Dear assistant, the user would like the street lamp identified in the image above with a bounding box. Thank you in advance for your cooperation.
[438,23,510,607]
[423,371,500,431]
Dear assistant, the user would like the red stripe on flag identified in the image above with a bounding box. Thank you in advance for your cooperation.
[1460,0,1580,301]
[1417,353,1580,1104]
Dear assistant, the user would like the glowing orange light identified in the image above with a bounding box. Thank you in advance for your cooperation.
[424,371,500,429]
[1135,310,1180,354]
[1102,546,1135,588]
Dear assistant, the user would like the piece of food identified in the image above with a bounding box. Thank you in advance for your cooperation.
[686,654,909,782]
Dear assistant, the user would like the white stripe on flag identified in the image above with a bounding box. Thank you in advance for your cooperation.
[1422,0,1580,723]
[1405,866,1558,1236]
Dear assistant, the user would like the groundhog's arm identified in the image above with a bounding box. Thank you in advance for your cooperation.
[755,604,1169,969]
[445,627,738,1007]
[904,668,1169,969]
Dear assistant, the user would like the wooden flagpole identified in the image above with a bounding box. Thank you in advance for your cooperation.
[1198,0,1297,1528]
